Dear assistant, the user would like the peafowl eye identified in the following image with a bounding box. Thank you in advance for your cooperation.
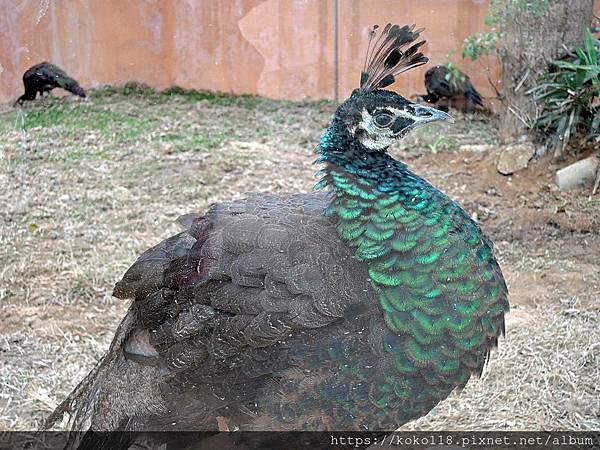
[373,111,395,128]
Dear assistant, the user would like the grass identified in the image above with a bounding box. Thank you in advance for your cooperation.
[91,81,267,109]
[4,103,143,132]
[157,130,226,152]
[0,83,334,166]
[426,133,459,153]
[0,86,599,433]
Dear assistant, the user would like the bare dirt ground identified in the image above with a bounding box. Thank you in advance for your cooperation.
[1,87,598,432]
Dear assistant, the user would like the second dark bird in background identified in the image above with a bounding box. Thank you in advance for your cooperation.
[421,65,484,110]
[15,62,86,106]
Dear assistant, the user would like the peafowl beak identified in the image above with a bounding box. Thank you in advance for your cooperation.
[412,104,455,125]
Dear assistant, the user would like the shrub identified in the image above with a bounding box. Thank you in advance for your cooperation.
[528,29,600,155]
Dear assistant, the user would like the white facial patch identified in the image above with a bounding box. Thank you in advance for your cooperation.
[356,107,421,150]
[356,108,397,150]
[386,106,419,122]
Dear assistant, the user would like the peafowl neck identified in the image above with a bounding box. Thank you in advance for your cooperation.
[314,121,508,424]
[315,122,432,210]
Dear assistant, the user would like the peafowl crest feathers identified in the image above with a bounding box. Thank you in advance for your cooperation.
[360,24,428,92]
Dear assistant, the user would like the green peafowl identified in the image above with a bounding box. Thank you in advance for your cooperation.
[422,65,484,108]
[15,62,86,105]
[45,24,508,449]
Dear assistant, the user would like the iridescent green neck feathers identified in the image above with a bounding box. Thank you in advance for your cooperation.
[313,118,509,423]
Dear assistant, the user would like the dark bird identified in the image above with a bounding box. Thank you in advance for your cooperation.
[15,62,86,105]
[45,24,508,450]
[422,65,484,108]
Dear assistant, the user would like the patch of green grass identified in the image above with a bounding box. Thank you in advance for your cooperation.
[7,154,28,166]
[407,123,459,153]
[160,86,264,108]
[158,131,226,152]
[48,147,112,164]
[474,126,497,145]
[112,114,154,141]
[1,83,333,146]
[121,160,165,179]
[157,132,184,142]
[5,103,155,143]
[186,132,225,150]
[91,81,160,100]
[91,82,265,109]
[17,105,69,129]
[0,110,22,133]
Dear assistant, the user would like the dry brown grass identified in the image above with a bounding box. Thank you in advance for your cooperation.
[0,89,598,432]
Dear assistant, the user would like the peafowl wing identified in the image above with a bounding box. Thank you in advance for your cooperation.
[49,193,408,442]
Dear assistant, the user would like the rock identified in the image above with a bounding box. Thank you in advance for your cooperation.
[497,143,535,175]
[555,156,599,191]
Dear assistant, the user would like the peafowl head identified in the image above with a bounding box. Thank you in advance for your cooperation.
[327,24,453,152]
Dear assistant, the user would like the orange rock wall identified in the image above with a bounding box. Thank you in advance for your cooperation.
[1,0,598,104]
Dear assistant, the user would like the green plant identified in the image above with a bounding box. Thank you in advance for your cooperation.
[91,81,160,99]
[528,29,600,155]
[443,52,467,86]
[426,134,458,153]
[160,86,263,108]
[462,31,501,62]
